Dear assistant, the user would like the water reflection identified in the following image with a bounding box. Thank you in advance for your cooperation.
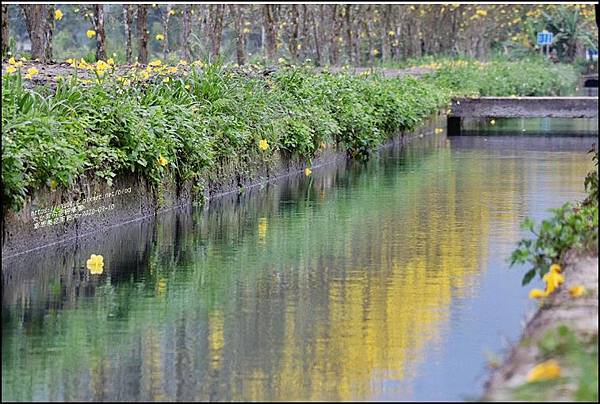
[2,133,595,401]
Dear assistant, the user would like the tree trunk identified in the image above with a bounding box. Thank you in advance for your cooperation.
[309,6,322,66]
[344,5,353,64]
[94,5,106,61]
[1,5,8,56]
[181,5,192,62]
[262,5,278,62]
[209,4,224,59]
[137,5,148,64]
[230,5,246,65]
[382,5,392,63]
[329,5,341,66]
[123,5,133,63]
[162,5,171,61]
[20,5,50,62]
[288,5,300,63]
[45,5,54,61]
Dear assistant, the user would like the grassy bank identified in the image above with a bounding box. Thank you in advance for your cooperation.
[1,58,579,213]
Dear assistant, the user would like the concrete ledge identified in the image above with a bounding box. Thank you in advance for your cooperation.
[449,97,598,119]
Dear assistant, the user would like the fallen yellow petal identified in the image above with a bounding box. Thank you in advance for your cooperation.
[528,289,547,299]
[569,285,586,298]
[526,360,561,382]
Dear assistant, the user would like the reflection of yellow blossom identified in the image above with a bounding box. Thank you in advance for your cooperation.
[435,128,444,134]
[304,167,312,176]
[258,217,268,240]
[86,254,104,274]
[158,155,168,166]
[155,33,165,41]
[569,285,586,298]
[54,9,63,20]
[526,360,561,382]
[258,139,269,151]
[490,119,496,125]
[86,29,96,38]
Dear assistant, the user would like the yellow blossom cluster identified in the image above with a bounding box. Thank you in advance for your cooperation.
[528,263,586,300]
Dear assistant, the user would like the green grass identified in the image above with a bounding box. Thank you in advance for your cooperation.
[1,58,579,213]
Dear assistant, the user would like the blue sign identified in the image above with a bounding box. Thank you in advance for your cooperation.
[537,31,553,45]
[587,49,598,61]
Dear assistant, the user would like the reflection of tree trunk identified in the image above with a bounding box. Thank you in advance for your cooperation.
[137,5,148,64]
[20,5,50,62]
[123,5,133,63]
[94,5,106,61]
[262,5,277,61]
[181,5,192,62]
[230,5,246,65]
[1,5,8,56]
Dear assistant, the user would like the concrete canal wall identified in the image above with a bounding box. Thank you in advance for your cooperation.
[1,112,446,263]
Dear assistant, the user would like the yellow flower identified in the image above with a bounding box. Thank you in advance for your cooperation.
[86,29,96,39]
[435,128,444,135]
[388,30,395,36]
[6,66,16,74]
[24,67,39,79]
[569,285,586,298]
[149,59,162,67]
[304,167,312,176]
[278,57,286,64]
[543,271,565,295]
[372,49,380,56]
[169,9,176,16]
[178,59,188,65]
[185,84,191,90]
[258,139,269,151]
[163,76,170,83]
[86,254,104,275]
[526,360,561,382]
[8,56,16,65]
[107,58,115,66]
[243,27,251,34]
[549,263,561,274]
[158,155,168,166]
[528,289,548,299]
[168,66,178,74]
[155,33,165,41]
[54,9,63,21]
[490,119,496,125]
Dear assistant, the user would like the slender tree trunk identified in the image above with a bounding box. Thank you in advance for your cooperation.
[329,5,341,66]
[181,5,192,62]
[230,5,246,65]
[382,5,392,63]
[262,5,278,62]
[162,5,171,61]
[1,5,8,56]
[209,4,224,59]
[344,5,353,64]
[20,5,49,62]
[94,5,106,60]
[45,5,54,61]
[288,5,300,62]
[137,4,148,64]
[309,6,322,66]
[123,5,133,63]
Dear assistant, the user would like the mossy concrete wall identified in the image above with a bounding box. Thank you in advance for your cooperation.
[2,112,446,263]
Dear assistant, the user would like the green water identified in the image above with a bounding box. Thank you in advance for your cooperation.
[2,128,596,401]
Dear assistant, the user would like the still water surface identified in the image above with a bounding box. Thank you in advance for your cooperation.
[2,128,596,401]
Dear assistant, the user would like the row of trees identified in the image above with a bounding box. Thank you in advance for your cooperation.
[2,4,597,65]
